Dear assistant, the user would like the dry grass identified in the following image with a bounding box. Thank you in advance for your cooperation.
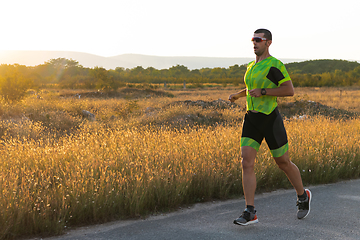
[0,86,360,239]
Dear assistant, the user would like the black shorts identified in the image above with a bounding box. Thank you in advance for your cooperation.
[241,107,288,157]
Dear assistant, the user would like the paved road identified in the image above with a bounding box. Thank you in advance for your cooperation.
[36,179,360,240]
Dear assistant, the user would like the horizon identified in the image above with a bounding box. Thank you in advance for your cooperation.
[1,50,359,63]
[0,50,359,71]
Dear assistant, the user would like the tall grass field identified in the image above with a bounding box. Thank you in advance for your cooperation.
[1,86,360,239]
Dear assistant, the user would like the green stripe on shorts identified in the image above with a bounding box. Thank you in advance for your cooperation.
[270,142,289,158]
[241,137,261,151]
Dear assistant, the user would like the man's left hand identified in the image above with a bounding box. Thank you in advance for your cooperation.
[248,89,262,98]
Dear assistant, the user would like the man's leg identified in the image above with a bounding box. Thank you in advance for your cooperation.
[273,151,304,195]
[233,146,259,225]
[241,146,258,206]
[273,151,312,219]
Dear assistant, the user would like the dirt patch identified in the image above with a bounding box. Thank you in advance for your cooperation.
[163,111,225,128]
[278,100,358,119]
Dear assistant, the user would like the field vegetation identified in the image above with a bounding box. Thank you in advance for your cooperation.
[0,59,360,103]
[0,86,360,239]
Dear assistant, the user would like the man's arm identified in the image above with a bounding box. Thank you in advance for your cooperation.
[248,80,294,98]
[228,88,247,102]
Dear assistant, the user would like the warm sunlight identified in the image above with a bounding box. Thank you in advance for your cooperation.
[0,0,359,60]
[0,2,360,239]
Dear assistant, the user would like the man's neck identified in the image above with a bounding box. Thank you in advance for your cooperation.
[255,53,271,63]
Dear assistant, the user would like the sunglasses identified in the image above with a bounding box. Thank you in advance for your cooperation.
[251,37,267,43]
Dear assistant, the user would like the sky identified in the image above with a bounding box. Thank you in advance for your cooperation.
[0,0,359,61]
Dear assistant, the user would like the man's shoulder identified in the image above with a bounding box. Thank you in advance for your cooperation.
[268,56,285,66]
[246,60,255,69]
[248,60,255,65]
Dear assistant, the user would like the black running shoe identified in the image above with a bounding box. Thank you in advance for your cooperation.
[297,189,312,219]
[233,208,259,226]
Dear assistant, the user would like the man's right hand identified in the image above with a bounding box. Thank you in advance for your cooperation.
[228,88,247,102]
[228,94,238,102]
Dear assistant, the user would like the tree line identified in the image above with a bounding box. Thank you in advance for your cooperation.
[0,58,359,101]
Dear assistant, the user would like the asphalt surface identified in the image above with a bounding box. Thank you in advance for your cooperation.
[34,179,360,240]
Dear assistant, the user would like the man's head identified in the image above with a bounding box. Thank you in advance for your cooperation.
[254,29,272,40]
[252,29,272,56]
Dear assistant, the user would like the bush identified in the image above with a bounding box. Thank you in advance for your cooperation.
[0,66,33,102]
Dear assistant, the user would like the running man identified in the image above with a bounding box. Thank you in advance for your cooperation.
[229,29,311,225]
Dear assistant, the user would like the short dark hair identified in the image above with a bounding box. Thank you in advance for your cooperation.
[254,29,272,40]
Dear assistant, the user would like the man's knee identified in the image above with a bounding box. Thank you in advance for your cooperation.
[274,152,291,170]
[241,157,254,169]
[241,147,256,170]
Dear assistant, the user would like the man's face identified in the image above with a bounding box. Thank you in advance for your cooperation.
[252,33,269,56]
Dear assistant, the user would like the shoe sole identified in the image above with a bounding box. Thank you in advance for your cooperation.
[233,218,259,226]
[300,189,312,219]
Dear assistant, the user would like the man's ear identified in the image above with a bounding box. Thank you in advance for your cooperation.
[266,40,272,47]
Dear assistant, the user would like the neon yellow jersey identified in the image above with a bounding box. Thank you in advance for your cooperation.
[244,56,291,115]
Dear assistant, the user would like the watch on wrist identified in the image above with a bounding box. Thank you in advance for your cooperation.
[261,88,266,95]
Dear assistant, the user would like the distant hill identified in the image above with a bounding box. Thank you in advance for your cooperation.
[0,50,304,70]
[0,51,129,70]
[285,59,360,74]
